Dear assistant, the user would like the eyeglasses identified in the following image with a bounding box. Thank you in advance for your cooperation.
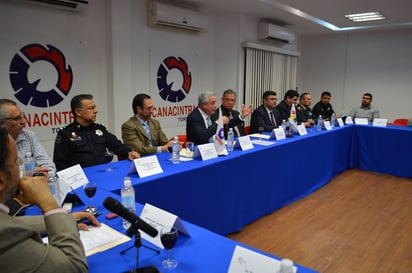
[2,113,24,122]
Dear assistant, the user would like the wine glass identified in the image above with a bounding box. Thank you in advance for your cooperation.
[104,150,114,171]
[83,181,97,214]
[257,126,264,140]
[160,226,178,269]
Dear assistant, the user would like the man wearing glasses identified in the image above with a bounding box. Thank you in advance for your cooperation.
[0,99,56,215]
[0,99,55,174]
[53,94,140,171]
[211,89,252,138]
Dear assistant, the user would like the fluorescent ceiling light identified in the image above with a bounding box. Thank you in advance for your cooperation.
[345,12,386,22]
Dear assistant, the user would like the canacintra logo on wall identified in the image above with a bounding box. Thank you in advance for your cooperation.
[9,43,73,108]
[157,56,192,103]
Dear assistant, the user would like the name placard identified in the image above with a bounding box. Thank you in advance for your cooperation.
[193,143,218,161]
[271,128,286,140]
[324,121,332,130]
[129,155,163,178]
[355,118,368,125]
[345,116,353,124]
[227,245,297,273]
[337,118,344,127]
[373,118,388,127]
[235,135,254,151]
[296,124,307,135]
[140,203,190,249]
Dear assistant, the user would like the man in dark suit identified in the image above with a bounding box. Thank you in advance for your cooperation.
[276,89,299,121]
[0,124,99,272]
[250,90,282,133]
[211,89,252,138]
[186,91,221,145]
[122,93,173,156]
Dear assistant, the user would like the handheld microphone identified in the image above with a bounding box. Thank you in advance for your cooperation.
[103,197,158,238]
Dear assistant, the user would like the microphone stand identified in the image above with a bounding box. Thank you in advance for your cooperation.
[120,222,160,273]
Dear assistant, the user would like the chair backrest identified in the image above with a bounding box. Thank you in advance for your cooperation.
[244,126,250,135]
[393,118,409,126]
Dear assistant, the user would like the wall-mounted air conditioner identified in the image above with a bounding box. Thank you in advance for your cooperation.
[9,0,88,11]
[258,22,296,44]
[147,1,208,32]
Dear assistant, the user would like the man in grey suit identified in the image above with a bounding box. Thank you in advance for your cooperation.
[122,93,173,156]
[0,124,99,272]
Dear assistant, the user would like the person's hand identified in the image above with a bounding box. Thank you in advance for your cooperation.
[72,212,101,231]
[128,151,140,160]
[241,104,253,118]
[222,116,229,125]
[18,176,59,213]
[161,140,174,152]
[34,166,51,177]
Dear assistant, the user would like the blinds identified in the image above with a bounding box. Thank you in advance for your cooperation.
[243,46,298,125]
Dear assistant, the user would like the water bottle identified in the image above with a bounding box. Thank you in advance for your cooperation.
[171,136,180,164]
[23,152,35,176]
[227,128,234,151]
[48,171,59,203]
[121,177,136,230]
[281,120,287,132]
[331,113,336,128]
[317,115,323,131]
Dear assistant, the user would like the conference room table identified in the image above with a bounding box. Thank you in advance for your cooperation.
[85,125,354,235]
[84,124,412,236]
[24,187,318,273]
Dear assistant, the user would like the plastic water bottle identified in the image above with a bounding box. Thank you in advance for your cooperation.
[171,136,180,164]
[121,177,136,230]
[48,171,59,203]
[281,120,287,132]
[317,115,323,131]
[331,113,336,128]
[23,152,35,176]
[227,128,234,151]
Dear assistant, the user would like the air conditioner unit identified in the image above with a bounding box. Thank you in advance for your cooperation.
[9,0,88,11]
[147,1,208,32]
[258,22,295,44]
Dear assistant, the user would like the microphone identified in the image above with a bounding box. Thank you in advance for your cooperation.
[103,197,158,237]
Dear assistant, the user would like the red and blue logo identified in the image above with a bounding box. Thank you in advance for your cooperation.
[157,56,191,103]
[9,44,73,108]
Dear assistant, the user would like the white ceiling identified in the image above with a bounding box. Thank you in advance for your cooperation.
[172,0,412,35]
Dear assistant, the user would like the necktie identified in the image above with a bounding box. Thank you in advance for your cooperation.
[206,117,212,127]
[142,122,153,146]
[270,112,276,126]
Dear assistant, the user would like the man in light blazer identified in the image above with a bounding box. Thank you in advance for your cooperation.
[122,93,173,156]
[0,124,99,272]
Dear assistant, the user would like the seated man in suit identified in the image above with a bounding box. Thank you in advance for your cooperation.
[250,90,281,134]
[122,93,173,156]
[275,89,299,121]
[211,89,252,138]
[0,124,99,272]
[186,91,223,145]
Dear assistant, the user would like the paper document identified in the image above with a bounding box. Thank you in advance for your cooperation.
[79,223,131,256]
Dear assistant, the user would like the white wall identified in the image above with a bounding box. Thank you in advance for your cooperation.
[297,29,412,120]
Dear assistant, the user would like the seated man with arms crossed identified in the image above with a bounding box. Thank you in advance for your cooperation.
[0,124,99,272]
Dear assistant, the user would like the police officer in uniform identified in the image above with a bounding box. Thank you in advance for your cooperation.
[53,94,140,171]
[296,92,317,127]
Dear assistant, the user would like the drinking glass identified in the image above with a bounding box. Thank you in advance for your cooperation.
[186,141,195,159]
[83,181,97,214]
[160,226,178,269]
